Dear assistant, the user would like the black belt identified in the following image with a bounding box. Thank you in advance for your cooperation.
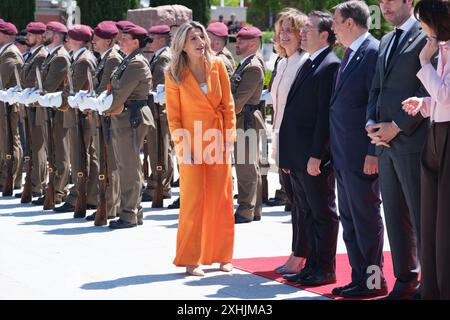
[243,104,259,131]
[124,100,147,129]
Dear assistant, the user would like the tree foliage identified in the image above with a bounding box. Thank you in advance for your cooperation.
[0,0,35,31]
[247,0,392,39]
[77,0,140,27]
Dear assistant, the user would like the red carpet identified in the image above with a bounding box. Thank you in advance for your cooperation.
[233,252,394,299]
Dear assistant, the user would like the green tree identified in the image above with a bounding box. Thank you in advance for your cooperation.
[0,0,35,31]
[150,0,211,25]
[77,0,140,27]
[247,0,392,39]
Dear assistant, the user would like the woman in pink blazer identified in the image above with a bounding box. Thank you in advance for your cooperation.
[402,0,450,300]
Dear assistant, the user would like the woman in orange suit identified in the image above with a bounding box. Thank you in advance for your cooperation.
[165,21,236,277]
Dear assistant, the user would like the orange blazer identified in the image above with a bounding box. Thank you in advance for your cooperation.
[165,58,236,162]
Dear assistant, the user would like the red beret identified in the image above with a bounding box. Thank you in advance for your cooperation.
[116,21,135,30]
[94,21,119,39]
[0,22,18,36]
[237,26,263,39]
[68,24,93,42]
[148,25,170,35]
[123,25,147,37]
[26,22,47,35]
[47,21,68,34]
[207,22,228,37]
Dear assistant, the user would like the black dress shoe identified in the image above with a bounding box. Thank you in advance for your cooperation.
[332,283,358,296]
[86,204,97,210]
[253,215,261,221]
[380,289,418,300]
[234,214,252,224]
[15,191,42,198]
[341,282,388,298]
[168,197,180,209]
[298,271,337,287]
[265,197,286,207]
[86,212,116,221]
[54,202,75,213]
[284,203,292,211]
[32,196,45,206]
[380,279,420,300]
[109,219,137,229]
[73,211,86,219]
[32,196,61,206]
[283,267,314,282]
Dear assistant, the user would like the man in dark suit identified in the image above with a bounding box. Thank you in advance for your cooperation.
[366,0,428,300]
[329,1,385,298]
[280,11,340,287]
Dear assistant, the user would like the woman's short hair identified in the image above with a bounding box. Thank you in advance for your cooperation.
[166,21,214,84]
[132,34,153,49]
[414,0,450,42]
[274,8,308,58]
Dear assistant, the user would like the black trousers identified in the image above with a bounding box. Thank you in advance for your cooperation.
[421,122,450,300]
[290,164,339,273]
[281,170,307,257]
[335,169,384,285]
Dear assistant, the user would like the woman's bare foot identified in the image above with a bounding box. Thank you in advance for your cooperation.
[282,256,306,274]
[274,253,295,274]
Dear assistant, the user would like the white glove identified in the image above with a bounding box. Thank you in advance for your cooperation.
[16,88,34,105]
[67,95,78,109]
[97,93,113,115]
[261,89,273,105]
[38,93,52,107]
[38,92,62,108]
[23,89,41,105]
[0,90,8,102]
[68,90,89,109]
[5,87,21,104]
[80,96,99,112]
[47,92,63,108]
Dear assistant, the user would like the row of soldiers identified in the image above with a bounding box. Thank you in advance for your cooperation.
[0,17,269,228]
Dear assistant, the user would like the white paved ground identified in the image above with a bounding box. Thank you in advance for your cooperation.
[0,162,390,300]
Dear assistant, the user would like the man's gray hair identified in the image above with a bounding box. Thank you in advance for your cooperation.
[334,0,371,29]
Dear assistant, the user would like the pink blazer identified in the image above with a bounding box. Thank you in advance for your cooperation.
[417,42,450,122]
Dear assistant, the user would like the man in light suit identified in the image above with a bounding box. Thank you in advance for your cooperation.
[329,1,385,298]
[366,0,428,300]
[280,11,340,286]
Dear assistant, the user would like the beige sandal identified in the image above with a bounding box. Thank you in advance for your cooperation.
[219,263,233,272]
[186,266,205,277]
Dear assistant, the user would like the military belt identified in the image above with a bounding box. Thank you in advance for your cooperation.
[243,104,259,131]
[124,100,147,129]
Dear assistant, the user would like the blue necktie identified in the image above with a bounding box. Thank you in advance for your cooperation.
[335,47,353,89]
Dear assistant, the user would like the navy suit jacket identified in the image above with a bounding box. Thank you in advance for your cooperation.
[330,35,380,172]
[279,47,341,171]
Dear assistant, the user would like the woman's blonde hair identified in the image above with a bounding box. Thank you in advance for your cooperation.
[166,21,214,84]
[274,8,308,58]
